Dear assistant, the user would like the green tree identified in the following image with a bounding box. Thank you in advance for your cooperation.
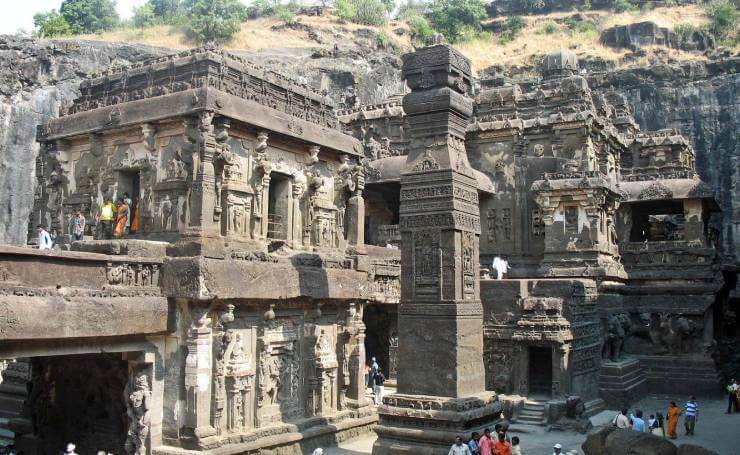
[335,0,357,21]
[428,0,487,43]
[380,0,396,13]
[354,0,388,26]
[706,0,738,40]
[133,3,157,28]
[182,0,247,43]
[60,0,120,34]
[401,10,435,46]
[33,10,73,37]
[275,5,297,25]
[147,0,180,19]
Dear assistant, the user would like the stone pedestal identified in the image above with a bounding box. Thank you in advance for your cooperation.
[374,393,502,455]
[373,45,501,455]
[598,358,648,408]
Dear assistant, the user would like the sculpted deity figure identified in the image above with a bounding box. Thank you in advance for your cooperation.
[166,150,188,181]
[124,370,151,455]
[259,344,281,406]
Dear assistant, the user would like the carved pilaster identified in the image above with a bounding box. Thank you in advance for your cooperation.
[186,111,219,234]
[184,304,216,439]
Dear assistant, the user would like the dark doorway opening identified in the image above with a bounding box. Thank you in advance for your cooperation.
[528,346,552,396]
[20,353,128,454]
[267,173,291,240]
[363,303,398,379]
[118,170,141,202]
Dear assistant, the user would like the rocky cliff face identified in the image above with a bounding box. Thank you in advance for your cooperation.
[0,36,167,245]
[589,58,739,262]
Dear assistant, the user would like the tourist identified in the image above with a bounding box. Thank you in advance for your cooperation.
[64,443,78,455]
[726,378,738,413]
[666,401,681,439]
[510,436,521,455]
[123,192,133,234]
[492,256,509,280]
[630,409,647,432]
[551,443,562,455]
[494,423,510,442]
[684,396,698,436]
[370,357,379,385]
[449,436,472,455]
[98,198,115,239]
[734,379,740,412]
[651,412,665,437]
[373,367,386,405]
[492,431,511,455]
[311,448,323,455]
[36,225,53,251]
[114,198,129,238]
[468,432,480,455]
[612,408,630,429]
[364,363,371,391]
[479,428,493,455]
[70,209,86,241]
[385,239,394,249]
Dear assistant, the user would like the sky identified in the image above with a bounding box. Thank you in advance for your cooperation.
[0,0,152,34]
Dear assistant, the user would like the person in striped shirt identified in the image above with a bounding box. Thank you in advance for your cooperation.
[684,396,698,436]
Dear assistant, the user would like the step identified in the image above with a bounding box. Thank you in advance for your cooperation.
[519,410,544,419]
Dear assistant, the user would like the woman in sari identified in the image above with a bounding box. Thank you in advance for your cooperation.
[114,198,129,238]
[666,401,681,439]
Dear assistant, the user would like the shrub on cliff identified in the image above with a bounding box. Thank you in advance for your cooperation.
[706,0,738,43]
[400,10,436,46]
[182,0,247,43]
[334,0,388,26]
[33,10,73,38]
[428,0,487,42]
[59,0,119,34]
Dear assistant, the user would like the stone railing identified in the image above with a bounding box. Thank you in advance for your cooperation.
[620,240,707,253]
[541,170,602,180]
[377,224,400,243]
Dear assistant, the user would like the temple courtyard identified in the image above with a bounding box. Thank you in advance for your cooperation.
[327,391,736,455]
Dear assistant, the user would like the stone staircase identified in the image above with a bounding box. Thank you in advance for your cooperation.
[517,399,546,425]
[0,359,31,447]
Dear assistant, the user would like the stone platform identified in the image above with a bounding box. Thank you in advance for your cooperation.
[373,393,502,455]
[598,358,648,408]
[636,355,722,397]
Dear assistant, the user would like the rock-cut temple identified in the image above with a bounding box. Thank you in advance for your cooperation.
[0,44,734,454]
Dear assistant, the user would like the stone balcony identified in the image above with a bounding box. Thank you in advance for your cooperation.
[0,245,168,356]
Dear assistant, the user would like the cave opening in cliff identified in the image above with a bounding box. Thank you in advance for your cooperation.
[364,303,398,380]
[629,200,685,242]
[19,354,129,454]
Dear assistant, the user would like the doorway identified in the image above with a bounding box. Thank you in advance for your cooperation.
[117,170,141,202]
[528,346,552,396]
[267,173,290,240]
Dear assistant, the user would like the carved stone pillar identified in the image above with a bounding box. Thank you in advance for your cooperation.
[184,304,216,440]
[186,112,219,235]
[373,45,501,455]
[346,183,365,249]
[291,182,304,247]
[346,303,367,404]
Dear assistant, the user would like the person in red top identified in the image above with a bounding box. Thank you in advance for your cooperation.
[492,432,511,455]
[478,428,493,455]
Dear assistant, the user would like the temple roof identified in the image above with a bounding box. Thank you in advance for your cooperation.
[619,178,715,202]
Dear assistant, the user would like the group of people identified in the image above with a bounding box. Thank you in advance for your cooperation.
[449,424,543,455]
[612,396,699,439]
[96,193,138,240]
[34,193,140,250]
[364,357,386,405]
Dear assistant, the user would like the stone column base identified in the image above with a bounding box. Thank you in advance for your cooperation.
[599,357,648,408]
[373,392,502,455]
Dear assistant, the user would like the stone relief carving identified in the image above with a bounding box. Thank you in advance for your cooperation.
[124,368,151,455]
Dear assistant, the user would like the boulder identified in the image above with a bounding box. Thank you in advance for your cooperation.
[583,428,678,455]
[582,426,616,455]
[600,21,678,51]
[677,444,719,455]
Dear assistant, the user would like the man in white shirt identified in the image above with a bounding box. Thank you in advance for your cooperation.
[552,443,563,455]
[448,436,472,455]
[36,225,53,250]
[613,408,630,429]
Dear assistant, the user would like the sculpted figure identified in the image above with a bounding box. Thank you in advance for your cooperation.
[124,370,151,455]
[166,150,188,180]
[259,344,281,406]
[602,314,626,361]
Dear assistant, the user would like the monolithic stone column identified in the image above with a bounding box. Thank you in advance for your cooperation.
[373,45,501,455]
